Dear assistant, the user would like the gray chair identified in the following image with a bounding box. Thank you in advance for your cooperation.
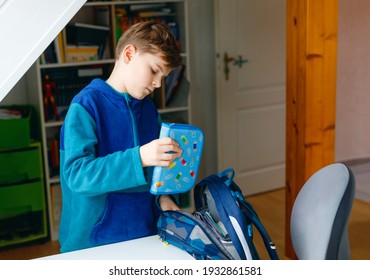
[290,163,356,259]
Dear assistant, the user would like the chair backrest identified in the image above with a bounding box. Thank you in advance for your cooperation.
[290,163,355,260]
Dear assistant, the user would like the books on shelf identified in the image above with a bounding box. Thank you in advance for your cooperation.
[50,184,62,234]
[41,22,109,64]
[165,64,185,106]
[40,2,182,66]
[149,64,189,110]
[48,136,60,177]
[66,23,109,60]
[166,75,190,108]
[66,22,110,45]
[53,32,66,63]
[65,45,99,62]
[41,41,57,64]
[41,64,111,121]
[115,3,179,45]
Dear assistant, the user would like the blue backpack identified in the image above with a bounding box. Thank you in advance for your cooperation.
[157,168,279,260]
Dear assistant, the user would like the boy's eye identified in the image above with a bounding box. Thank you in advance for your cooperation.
[151,68,157,74]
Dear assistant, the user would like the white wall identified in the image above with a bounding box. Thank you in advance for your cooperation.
[336,0,370,162]
[1,76,28,105]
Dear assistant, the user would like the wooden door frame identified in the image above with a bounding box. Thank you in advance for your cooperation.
[286,0,338,259]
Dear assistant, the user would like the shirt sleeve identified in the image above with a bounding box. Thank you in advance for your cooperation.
[62,103,147,196]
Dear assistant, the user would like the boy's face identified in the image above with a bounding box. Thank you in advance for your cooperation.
[124,51,170,100]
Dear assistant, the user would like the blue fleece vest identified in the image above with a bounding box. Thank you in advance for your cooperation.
[59,78,161,252]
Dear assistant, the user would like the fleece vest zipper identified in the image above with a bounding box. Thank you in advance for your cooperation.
[125,95,138,146]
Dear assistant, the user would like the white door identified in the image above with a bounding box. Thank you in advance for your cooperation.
[215,0,286,195]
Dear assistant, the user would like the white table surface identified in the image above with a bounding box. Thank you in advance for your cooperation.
[36,235,194,260]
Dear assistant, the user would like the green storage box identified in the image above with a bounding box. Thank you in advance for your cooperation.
[0,180,47,246]
[0,142,47,247]
[0,105,33,149]
[0,146,42,185]
[0,180,45,218]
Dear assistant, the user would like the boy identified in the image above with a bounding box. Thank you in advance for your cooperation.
[59,21,183,253]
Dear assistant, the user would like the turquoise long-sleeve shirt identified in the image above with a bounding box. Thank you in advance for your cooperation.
[59,78,161,252]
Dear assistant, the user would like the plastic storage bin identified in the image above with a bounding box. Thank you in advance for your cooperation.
[0,142,47,247]
[0,180,45,219]
[0,105,32,149]
[0,146,42,185]
[0,181,47,246]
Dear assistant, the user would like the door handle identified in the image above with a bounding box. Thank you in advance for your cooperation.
[223,52,248,80]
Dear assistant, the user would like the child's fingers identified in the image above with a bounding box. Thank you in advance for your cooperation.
[164,145,182,157]
[161,152,179,162]
[158,138,182,155]
[158,137,180,147]
[159,145,182,165]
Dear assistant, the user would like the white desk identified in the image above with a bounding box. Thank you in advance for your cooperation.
[37,235,194,260]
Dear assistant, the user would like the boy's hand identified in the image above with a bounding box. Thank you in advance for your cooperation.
[139,137,182,167]
[159,195,180,211]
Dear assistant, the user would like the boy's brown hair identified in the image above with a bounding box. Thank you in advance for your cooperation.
[116,21,182,69]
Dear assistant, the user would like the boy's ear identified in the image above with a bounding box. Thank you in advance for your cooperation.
[122,44,136,63]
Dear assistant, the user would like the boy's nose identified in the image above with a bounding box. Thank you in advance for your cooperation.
[153,78,161,88]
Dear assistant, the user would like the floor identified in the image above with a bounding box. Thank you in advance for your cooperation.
[0,239,60,260]
[0,188,369,260]
[345,158,370,203]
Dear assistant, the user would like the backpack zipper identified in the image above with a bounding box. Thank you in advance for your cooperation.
[159,211,233,259]
[158,229,206,258]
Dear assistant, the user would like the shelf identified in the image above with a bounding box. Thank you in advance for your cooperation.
[158,106,189,114]
[44,120,64,128]
[39,59,115,69]
[85,0,184,7]
[49,175,61,184]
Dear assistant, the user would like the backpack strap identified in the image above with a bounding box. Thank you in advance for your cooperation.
[219,168,235,187]
[219,169,279,259]
[196,174,258,259]
[231,184,280,260]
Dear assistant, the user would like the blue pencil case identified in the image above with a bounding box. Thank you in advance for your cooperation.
[150,122,204,195]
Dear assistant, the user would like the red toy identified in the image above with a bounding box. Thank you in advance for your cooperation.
[42,74,59,121]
